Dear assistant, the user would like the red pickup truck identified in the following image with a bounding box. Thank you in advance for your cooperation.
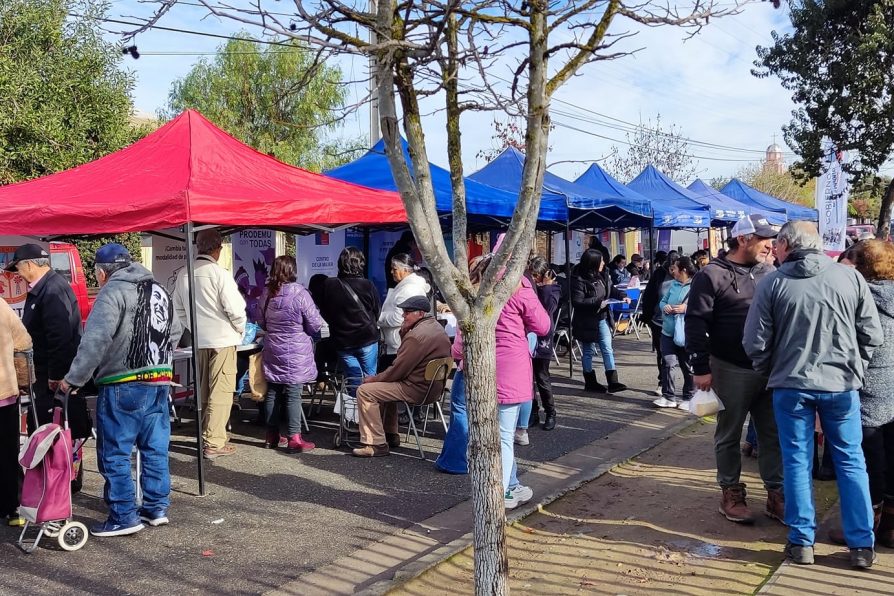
[0,239,94,322]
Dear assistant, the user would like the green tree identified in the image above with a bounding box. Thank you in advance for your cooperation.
[755,1,894,237]
[734,163,816,207]
[606,114,698,184]
[0,0,136,184]
[163,36,355,172]
[0,0,143,283]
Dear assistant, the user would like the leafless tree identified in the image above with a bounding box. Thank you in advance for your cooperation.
[122,1,768,593]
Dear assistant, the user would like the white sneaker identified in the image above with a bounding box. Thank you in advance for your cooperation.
[677,400,691,412]
[652,385,662,396]
[514,429,529,446]
[652,397,678,408]
[509,484,533,504]
[504,490,519,509]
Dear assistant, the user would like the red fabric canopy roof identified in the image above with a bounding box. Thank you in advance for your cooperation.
[0,109,407,235]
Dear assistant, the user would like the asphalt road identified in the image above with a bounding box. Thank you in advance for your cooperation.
[0,334,663,595]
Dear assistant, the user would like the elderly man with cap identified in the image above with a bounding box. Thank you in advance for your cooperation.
[352,295,451,457]
[5,243,81,426]
[685,214,786,526]
[61,243,180,537]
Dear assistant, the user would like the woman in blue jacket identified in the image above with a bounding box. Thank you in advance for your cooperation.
[655,256,697,409]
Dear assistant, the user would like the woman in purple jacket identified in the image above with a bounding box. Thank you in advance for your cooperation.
[259,256,324,453]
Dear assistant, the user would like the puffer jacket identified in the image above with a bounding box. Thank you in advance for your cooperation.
[259,282,324,385]
[1,298,32,407]
[743,249,883,392]
[571,270,626,343]
[861,280,894,427]
[378,273,431,355]
[533,282,561,360]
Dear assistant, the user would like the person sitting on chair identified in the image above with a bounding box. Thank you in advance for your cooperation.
[352,295,451,458]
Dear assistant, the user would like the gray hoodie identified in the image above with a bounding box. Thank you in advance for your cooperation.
[743,249,883,392]
[861,281,894,427]
[65,263,181,387]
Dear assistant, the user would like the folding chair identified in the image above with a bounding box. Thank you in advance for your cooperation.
[401,357,454,460]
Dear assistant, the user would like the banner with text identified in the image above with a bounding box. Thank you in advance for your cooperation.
[296,230,346,286]
[151,235,187,294]
[550,231,586,265]
[233,229,276,320]
[816,139,850,253]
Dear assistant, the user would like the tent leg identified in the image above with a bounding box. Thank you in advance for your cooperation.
[185,223,207,496]
[565,221,573,379]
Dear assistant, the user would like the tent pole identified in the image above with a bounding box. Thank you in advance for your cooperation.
[185,223,207,496]
[648,223,655,263]
[565,220,573,379]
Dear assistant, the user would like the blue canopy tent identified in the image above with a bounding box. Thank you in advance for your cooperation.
[626,166,711,228]
[326,138,568,228]
[721,178,818,222]
[568,163,653,229]
[686,179,752,223]
[470,147,653,230]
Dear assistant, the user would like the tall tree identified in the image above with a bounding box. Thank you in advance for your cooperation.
[0,0,142,273]
[164,36,357,172]
[734,163,816,206]
[0,0,136,184]
[128,1,772,592]
[755,0,894,237]
[606,114,698,183]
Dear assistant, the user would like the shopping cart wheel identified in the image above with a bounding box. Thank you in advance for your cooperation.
[58,521,88,551]
[332,431,341,448]
[44,521,63,538]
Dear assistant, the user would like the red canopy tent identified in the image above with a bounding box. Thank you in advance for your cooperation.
[0,109,406,235]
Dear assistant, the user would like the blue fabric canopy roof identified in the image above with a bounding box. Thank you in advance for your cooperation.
[626,166,711,228]
[688,179,787,226]
[471,147,651,229]
[721,179,818,222]
[570,163,653,228]
[326,138,567,226]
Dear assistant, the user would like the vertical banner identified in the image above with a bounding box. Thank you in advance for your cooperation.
[151,235,187,293]
[232,229,276,320]
[657,229,672,252]
[296,230,346,286]
[816,139,849,254]
[550,231,585,265]
[369,230,407,299]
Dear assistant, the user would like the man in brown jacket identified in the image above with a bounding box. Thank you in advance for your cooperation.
[353,295,451,457]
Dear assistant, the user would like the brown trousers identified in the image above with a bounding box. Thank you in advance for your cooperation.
[357,381,426,445]
[197,346,237,450]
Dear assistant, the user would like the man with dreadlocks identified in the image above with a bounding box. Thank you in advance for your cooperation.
[62,243,181,537]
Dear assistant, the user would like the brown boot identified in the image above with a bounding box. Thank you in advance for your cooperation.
[719,483,755,524]
[766,487,785,524]
[875,501,894,548]
[829,503,883,546]
[352,443,390,458]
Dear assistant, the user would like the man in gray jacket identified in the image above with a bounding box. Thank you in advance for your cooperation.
[62,244,180,537]
[744,221,883,569]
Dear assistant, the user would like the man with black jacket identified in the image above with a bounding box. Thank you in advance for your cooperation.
[685,215,784,525]
[5,244,81,426]
[639,251,669,395]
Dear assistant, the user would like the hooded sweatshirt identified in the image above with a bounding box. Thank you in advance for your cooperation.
[743,249,883,392]
[65,263,181,387]
[861,280,894,427]
[685,255,773,375]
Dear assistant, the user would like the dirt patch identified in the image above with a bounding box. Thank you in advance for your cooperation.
[392,420,840,595]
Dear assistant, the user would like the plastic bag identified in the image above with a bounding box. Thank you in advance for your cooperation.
[248,352,267,402]
[673,314,686,347]
[242,322,260,346]
[689,388,725,417]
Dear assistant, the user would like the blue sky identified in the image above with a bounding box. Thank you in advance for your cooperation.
[105,1,844,181]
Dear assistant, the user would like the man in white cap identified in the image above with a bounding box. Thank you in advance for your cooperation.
[685,214,785,526]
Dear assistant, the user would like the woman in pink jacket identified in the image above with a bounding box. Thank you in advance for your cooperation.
[452,258,551,509]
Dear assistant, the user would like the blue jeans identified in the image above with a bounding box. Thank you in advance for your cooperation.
[498,403,521,492]
[516,400,532,430]
[581,319,615,372]
[435,370,468,474]
[773,389,874,548]
[264,382,304,437]
[338,343,379,396]
[96,383,171,523]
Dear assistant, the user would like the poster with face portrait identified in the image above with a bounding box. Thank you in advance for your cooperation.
[232,229,276,323]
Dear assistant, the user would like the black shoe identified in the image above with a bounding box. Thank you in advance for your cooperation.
[583,371,606,393]
[784,542,814,565]
[850,548,876,569]
[542,414,556,431]
[606,370,627,393]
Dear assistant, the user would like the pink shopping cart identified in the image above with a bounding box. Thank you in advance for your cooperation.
[16,388,89,553]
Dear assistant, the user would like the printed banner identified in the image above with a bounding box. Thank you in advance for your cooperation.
[296,230,346,286]
[151,235,187,293]
[370,230,411,299]
[816,139,850,253]
[232,229,276,321]
[550,231,586,264]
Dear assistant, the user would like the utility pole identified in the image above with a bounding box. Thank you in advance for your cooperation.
[368,0,380,143]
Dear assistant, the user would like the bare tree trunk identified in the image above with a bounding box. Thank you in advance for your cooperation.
[876,178,894,240]
[461,318,508,596]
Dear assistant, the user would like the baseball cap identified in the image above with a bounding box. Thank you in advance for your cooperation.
[729,214,780,239]
[397,295,431,312]
[4,243,49,272]
[95,243,132,265]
